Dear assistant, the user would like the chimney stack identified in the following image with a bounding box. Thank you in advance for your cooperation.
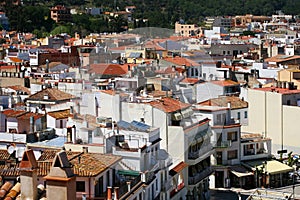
[114,187,119,200]
[20,149,38,200]
[44,151,76,200]
[107,187,112,200]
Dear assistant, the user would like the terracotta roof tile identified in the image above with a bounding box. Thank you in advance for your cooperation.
[254,87,300,95]
[38,150,121,177]
[47,109,70,120]
[89,64,127,76]
[211,80,239,87]
[170,161,188,176]
[147,97,191,113]
[26,88,75,101]
[0,150,10,160]
[163,57,199,67]
[180,78,203,84]
[7,57,22,63]
[17,112,44,120]
[198,96,248,109]
[1,110,27,118]
[6,85,31,95]
[265,55,300,63]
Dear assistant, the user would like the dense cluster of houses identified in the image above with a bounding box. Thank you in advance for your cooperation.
[0,12,300,200]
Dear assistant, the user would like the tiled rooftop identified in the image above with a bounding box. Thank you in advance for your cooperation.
[0,150,121,178]
[198,96,248,110]
[26,88,75,101]
[254,87,300,95]
[89,63,127,76]
[6,85,31,95]
[210,80,239,87]
[147,97,191,113]
[17,112,44,120]
[1,109,27,118]
[47,109,70,120]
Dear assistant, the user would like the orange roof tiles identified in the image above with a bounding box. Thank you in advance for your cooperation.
[89,63,127,76]
[163,57,199,67]
[254,87,300,95]
[38,150,121,177]
[180,78,202,84]
[7,57,22,63]
[26,88,75,101]
[1,110,27,118]
[211,80,239,87]
[47,109,70,120]
[7,85,31,95]
[17,112,44,120]
[198,96,248,109]
[264,55,300,63]
[147,97,191,113]
[171,161,188,173]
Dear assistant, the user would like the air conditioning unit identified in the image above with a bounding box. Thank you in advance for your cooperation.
[172,112,183,121]
[96,117,112,127]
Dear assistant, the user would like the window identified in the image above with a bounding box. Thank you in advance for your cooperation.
[287,100,291,105]
[244,111,248,119]
[59,120,63,128]
[227,131,237,142]
[237,112,240,120]
[228,150,238,160]
[76,181,85,192]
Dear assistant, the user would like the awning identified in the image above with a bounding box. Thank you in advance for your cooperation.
[243,160,293,175]
[169,161,188,177]
[117,170,140,176]
[230,165,253,177]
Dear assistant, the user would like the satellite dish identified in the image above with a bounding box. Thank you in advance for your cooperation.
[7,145,16,155]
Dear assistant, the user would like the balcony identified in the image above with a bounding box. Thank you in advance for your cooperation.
[188,167,213,185]
[161,179,172,192]
[214,140,232,149]
[188,144,213,160]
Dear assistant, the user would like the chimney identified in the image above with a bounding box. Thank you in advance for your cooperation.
[45,59,49,73]
[127,182,131,192]
[20,149,38,200]
[72,125,76,144]
[107,186,112,200]
[44,151,76,200]
[82,193,86,200]
[114,187,119,200]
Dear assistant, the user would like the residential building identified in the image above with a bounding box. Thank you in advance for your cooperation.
[175,22,201,37]
[243,86,300,154]
[121,97,214,199]
[25,88,76,113]
[198,96,248,126]
[196,80,241,103]
[50,5,71,23]
[193,104,241,188]
[277,68,300,90]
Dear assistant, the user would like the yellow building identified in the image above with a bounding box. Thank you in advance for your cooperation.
[277,68,300,90]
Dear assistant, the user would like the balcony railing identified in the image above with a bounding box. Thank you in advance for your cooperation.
[188,144,213,160]
[214,140,231,149]
[188,167,213,185]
